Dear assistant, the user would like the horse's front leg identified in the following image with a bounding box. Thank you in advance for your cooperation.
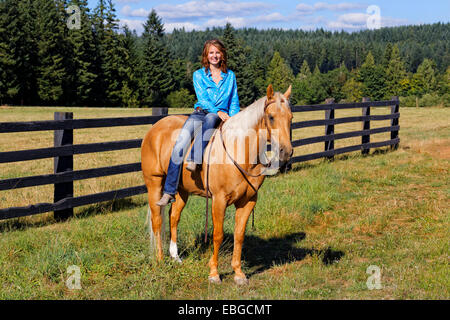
[232,194,257,285]
[208,196,227,284]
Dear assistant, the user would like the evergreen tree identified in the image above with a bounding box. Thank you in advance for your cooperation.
[221,23,243,71]
[239,57,258,107]
[65,0,97,106]
[91,0,108,104]
[35,0,67,104]
[382,43,393,69]
[98,0,130,106]
[308,66,327,103]
[291,78,311,105]
[18,0,40,105]
[250,55,267,99]
[358,51,386,100]
[170,58,190,92]
[221,23,253,106]
[266,51,294,93]
[289,51,302,76]
[292,65,327,105]
[342,77,364,102]
[0,0,20,104]
[0,0,39,105]
[120,25,141,108]
[384,45,407,98]
[410,58,438,96]
[297,59,312,80]
[166,88,196,109]
[437,66,450,97]
[140,9,174,107]
[325,62,349,102]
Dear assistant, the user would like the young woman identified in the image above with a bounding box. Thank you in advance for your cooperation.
[157,39,240,206]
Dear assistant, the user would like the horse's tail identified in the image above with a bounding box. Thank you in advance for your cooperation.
[146,204,167,258]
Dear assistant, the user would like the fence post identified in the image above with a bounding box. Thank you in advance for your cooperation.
[54,112,73,221]
[152,106,168,116]
[362,97,371,155]
[324,98,335,160]
[390,96,400,150]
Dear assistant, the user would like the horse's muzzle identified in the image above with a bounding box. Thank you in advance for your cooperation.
[279,145,293,163]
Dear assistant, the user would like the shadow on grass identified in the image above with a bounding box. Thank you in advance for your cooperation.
[75,197,145,220]
[193,232,344,279]
[288,146,396,173]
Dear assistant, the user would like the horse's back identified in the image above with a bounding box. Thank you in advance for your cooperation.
[141,115,188,177]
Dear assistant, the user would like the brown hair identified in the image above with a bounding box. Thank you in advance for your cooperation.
[201,39,228,73]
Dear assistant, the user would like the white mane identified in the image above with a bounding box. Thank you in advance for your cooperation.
[222,96,267,135]
[222,92,290,138]
[212,92,290,165]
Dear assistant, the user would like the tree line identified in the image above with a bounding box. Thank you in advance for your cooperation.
[0,0,448,108]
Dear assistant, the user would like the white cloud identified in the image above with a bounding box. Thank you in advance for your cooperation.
[118,18,145,33]
[117,0,409,32]
[327,13,409,30]
[296,3,315,15]
[203,17,247,28]
[296,2,367,15]
[314,2,367,11]
[255,12,289,23]
[380,17,409,28]
[118,18,202,34]
[157,0,272,20]
[115,0,141,4]
[121,0,273,21]
[202,12,289,29]
[164,22,203,32]
[121,5,149,17]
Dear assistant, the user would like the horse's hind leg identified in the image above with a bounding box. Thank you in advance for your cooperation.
[169,190,188,263]
[145,176,166,261]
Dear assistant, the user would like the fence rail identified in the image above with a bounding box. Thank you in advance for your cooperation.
[0,115,169,133]
[0,97,400,221]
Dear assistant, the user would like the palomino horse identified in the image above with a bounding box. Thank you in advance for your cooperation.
[141,84,293,285]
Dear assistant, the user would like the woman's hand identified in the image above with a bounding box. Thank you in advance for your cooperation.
[217,111,230,122]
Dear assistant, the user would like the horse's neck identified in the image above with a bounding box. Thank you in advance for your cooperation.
[255,118,270,167]
[221,117,268,170]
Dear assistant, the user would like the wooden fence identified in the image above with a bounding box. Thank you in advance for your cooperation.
[0,97,400,221]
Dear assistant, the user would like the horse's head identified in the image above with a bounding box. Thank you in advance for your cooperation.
[263,84,293,166]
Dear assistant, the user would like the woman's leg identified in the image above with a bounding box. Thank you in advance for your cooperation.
[162,112,205,196]
[189,112,221,165]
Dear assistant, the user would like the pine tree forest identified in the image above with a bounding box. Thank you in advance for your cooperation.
[0,0,449,108]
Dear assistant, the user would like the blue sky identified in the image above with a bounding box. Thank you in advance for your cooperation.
[91,0,450,34]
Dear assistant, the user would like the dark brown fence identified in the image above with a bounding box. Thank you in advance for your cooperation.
[0,97,399,221]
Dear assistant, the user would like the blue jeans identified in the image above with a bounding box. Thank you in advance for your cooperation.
[163,109,221,195]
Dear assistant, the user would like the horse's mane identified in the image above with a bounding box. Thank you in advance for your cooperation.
[222,92,289,138]
[222,96,267,135]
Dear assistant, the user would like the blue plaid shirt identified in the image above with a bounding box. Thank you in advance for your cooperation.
[193,68,240,117]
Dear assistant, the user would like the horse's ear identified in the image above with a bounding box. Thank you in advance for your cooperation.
[267,84,274,100]
[284,85,292,100]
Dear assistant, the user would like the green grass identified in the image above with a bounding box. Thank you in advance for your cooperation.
[0,106,449,299]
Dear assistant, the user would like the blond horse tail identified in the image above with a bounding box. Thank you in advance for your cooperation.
[146,204,167,258]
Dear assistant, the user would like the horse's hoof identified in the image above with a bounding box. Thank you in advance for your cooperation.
[172,256,182,264]
[234,276,249,286]
[208,275,221,284]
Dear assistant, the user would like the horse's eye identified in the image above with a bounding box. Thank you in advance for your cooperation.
[269,115,274,122]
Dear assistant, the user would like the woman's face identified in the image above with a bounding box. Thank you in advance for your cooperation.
[207,45,222,67]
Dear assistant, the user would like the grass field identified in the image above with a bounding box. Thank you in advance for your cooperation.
[0,104,449,299]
